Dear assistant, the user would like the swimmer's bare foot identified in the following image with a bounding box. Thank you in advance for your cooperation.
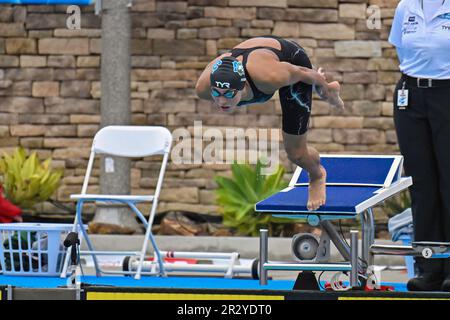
[307,165,327,211]
[327,81,344,110]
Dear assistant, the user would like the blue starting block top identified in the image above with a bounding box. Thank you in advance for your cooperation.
[256,185,380,215]
[255,155,412,217]
[293,156,398,187]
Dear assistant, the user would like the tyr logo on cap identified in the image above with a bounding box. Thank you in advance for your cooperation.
[215,81,230,88]
[232,61,245,77]
[211,60,222,74]
[408,16,416,22]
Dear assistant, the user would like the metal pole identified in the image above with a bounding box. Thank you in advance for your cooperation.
[95,0,102,15]
[259,229,268,286]
[350,230,358,288]
[367,208,375,245]
[360,211,369,271]
[360,212,366,262]
[7,285,13,300]
[263,263,352,272]
[369,244,417,256]
[366,209,376,268]
[94,0,139,232]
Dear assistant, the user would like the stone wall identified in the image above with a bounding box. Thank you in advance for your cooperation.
[0,0,401,221]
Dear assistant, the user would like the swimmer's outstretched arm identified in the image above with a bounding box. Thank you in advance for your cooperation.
[269,62,344,109]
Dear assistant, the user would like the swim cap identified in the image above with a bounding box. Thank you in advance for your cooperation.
[210,56,246,91]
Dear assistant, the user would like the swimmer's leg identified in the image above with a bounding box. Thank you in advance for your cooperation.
[279,78,326,211]
[283,131,326,211]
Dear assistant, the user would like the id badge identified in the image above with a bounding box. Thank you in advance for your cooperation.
[397,89,409,110]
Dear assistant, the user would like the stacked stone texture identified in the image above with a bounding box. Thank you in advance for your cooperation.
[0,0,400,220]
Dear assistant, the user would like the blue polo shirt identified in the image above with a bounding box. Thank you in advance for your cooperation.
[389,0,450,79]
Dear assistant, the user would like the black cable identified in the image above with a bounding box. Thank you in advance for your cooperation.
[339,219,350,247]
[183,212,221,224]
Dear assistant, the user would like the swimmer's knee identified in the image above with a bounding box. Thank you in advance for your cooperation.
[285,147,308,163]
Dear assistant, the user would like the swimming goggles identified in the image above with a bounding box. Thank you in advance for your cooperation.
[211,88,239,99]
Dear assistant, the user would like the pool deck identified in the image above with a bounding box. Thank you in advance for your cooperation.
[1,273,450,300]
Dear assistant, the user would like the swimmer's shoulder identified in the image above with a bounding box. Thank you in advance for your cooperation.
[246,51,284,93]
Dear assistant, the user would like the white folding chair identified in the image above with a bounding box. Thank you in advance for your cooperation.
[61,126,172,279]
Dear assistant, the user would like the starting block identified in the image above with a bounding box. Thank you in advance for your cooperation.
[255,155,413,290]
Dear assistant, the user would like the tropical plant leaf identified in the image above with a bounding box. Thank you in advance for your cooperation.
[0,147,63,209]
[41,158,51,171]
[253,159,264,195]
[263,165,286,197]
[21,152,37,180]
[14,147,26,165]
[215,160,289,237]
[215,176,247,201]
[235,204,254,221]
[231,163,258,203]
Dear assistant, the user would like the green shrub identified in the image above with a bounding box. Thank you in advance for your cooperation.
[0,147,63,209]
[215,160,291,237]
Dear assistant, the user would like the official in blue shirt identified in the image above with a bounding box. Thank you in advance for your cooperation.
[389,0,450,292]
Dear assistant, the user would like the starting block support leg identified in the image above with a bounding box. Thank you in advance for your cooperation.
[259,229,268,286]
[360,209,375,271]
[350,230,359,288]
[360,211,368,268]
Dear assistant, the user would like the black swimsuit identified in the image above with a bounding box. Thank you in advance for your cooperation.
[230,35,313,135]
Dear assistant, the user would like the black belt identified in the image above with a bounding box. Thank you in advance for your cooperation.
[403,74,450,88]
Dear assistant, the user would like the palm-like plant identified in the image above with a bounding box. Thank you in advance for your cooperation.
[0,147,63,209]
[215,160,290,236]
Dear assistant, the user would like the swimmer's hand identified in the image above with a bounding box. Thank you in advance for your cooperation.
[325,81,345,110]
[314,68,344,110]
[317,67,326,79]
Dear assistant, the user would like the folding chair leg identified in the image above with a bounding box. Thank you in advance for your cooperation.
[149,233,165,276]
[134,223,166,279]
[78,221,102,277]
